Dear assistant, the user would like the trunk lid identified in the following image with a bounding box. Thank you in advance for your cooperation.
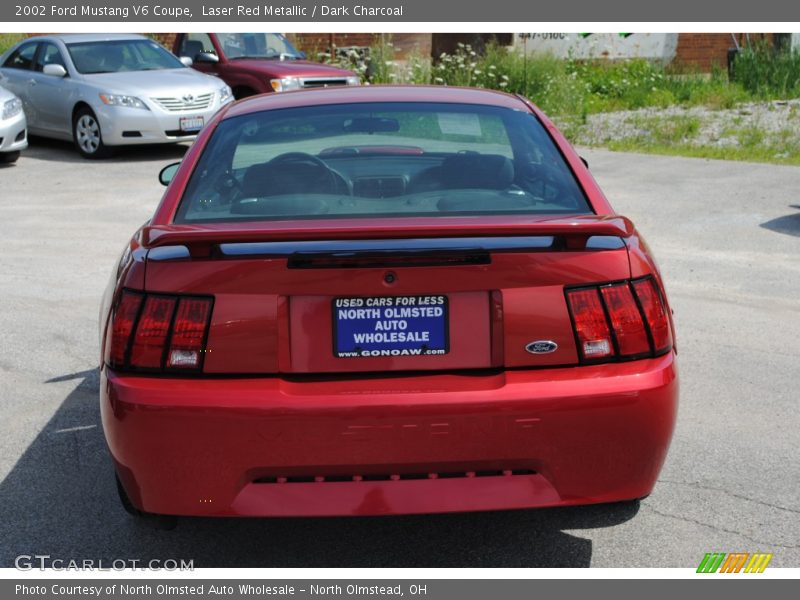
[141,216,633,374]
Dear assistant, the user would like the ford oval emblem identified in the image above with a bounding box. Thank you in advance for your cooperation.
[525,340,558,354]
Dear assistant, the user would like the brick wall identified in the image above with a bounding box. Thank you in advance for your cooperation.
[432,33,513,58]
[675,33,773,70]
[288,33,431,59]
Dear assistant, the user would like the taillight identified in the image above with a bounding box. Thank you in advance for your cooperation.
[566,276,672,363]
[632,278,673,353]
[108,291,212,372]
[167,298,213,369]
[109,291,143,366]
[565,288,613,360]
[130,296,177,368]
[600,283,650,357]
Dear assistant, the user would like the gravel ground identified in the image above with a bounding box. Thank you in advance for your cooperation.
[567,99,800,155]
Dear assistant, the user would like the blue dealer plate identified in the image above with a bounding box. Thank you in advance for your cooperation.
[333,295,449,358]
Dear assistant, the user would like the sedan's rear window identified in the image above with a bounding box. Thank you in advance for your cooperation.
[175,102,591,223]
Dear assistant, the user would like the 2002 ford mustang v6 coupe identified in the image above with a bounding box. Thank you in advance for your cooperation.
[100,85,678,524]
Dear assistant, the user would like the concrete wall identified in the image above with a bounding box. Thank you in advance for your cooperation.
[512,33,777,71]
[513,33,679,62]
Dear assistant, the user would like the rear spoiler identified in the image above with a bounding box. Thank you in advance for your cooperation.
[143,215,634,250]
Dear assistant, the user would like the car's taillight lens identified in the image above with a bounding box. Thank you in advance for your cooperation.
[566,288,614,360]
[108,291,212,372]
[109,291,143,366]
[600,283,650,357]
[632,278,673,353]
[566,276,672,363]
[167,298,213,369]
[130,296,177,368]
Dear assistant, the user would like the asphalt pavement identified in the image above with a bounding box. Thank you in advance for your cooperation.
[0,138,798,568]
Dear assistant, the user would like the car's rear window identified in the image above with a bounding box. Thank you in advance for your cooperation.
[175,102,591,223]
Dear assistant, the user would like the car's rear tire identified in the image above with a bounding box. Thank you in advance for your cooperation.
[73,107,112,159]
[115,473,178,530]
[0,151,20,164]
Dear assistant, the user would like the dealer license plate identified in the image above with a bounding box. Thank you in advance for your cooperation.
[333,295,449,358]
[179,116,204,133]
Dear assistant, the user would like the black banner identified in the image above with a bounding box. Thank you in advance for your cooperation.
[2,0,800,22]
[4,580,797,600]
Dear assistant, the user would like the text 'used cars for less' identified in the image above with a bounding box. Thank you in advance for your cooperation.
[100,85,678,524]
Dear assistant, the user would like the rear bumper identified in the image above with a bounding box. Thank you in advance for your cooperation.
[101,353,678,517]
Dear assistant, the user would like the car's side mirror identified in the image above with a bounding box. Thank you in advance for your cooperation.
[179,56,193,67]
[159,162,181,186]
[580,156,589,169]
[43,64,67,78]
[194,52,219,64]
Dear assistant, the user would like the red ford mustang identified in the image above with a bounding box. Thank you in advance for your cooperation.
[100,85,678,523]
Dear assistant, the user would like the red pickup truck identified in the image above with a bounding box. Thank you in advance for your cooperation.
[174,33,360,99]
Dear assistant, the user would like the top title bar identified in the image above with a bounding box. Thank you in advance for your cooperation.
[3,0,800,22]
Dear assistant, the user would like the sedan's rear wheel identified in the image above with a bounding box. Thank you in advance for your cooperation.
[73,108,111,159]
[0,151,20,164]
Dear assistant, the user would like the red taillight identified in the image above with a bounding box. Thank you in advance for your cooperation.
[600,283,650,357]
[566,276,673,363]
[108,291,212,372]
[632,278,673,353]
[130,296,177,368]
[167,298,213,369]
[109,291,143,366]
[566,288,614,360]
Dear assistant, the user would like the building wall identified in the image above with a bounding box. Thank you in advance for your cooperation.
[287,33,377,56]
[674,33,774,70]
[431,33,513,58]
[288,33,431,59]
[512,33,678,62]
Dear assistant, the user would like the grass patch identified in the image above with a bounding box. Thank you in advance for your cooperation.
[732,42,800,98]
[604,140,800,166]
[602,120,800,166]
[625,114,702,145]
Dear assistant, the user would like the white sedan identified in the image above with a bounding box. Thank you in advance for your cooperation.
[0,85,26,163]
[0,33,232,159]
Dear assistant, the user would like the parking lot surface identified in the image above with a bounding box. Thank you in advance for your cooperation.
[0,139,798,568]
